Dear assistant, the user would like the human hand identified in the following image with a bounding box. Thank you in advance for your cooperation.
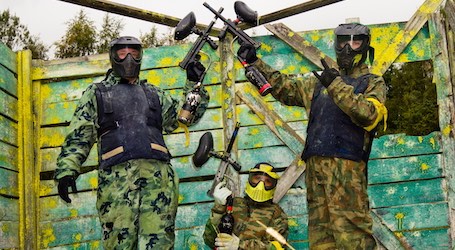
[186,60,206,82]
[213,182,232,205]
[57,175,77,203]
[215,233,240,250]
[237,43,258,64]
[312,58,340,88]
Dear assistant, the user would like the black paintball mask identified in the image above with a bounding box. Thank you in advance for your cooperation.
[334,23,374,73]
[109,36,143,79]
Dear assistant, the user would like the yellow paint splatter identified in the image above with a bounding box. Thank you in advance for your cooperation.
[288,218,298,227]
[274,119,283,127]
[40,184,53,196]
[429,137,436,149]
[90,241,100,249]
[421,163,430,173]
[442,125,452,136]
[418,136,423,143]
[394,232,404,238]
[89,177,98,189]
[2,223,9,232]
[70,209,78,218]
[395,212,405,230]
[158,57,173,67]
[74,233,82,241]
[189,242,199,250]
[261,43,273,53]
[178,194,184,203]
[41,225,56,247]
[254,142,263,148]
[287,31,295,37]
[397,137,405,145]
[250,128,260,135]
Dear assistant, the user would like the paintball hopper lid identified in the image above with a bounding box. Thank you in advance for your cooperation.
[234,1,258,25]
[175,12,196,40]
[192,132,214,168]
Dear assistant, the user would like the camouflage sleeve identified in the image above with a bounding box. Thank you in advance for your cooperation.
[203,203,226,248]
[327,74,387,128]
[159,79,210,134]
[253,58,316,112]
[54,84,98,180]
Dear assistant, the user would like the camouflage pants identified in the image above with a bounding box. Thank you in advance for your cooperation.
[96,158,179,250]
[305,156,376,250]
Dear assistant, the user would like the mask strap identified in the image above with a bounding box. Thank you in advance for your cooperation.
[368,46,375,64]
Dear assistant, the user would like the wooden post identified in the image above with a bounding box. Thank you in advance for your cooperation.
[429,10,455,247]
[17,50,38,249]
[219,34,241,196]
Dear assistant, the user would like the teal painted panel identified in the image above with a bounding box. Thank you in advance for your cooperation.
[176,203,212,229]
[40,77,102,104]
[368,154,442,184]
[40,170,98,197]
[279,191,308,216]
[40,146,98,173]
[287,215,308,241]
[0,196,18,221]
[179,180,212,204]
[402,228,449,250]
[237,123,305,150]
[0,221,19,249]
[175,225,211,250]
[0,42,17,74]
[0,115,17,146]
[39,192,97,221]
[369,178,445,208]
[172,155,220,179]
[373,202,448,231]
[238,146,295,169]
[0,90,17,121]
[370,132,441,159]
[0,141,17,171]
[39,216,101,248]
[0,168,18,197]
[46,241,102,249]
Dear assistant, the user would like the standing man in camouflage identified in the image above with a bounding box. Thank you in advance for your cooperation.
[54,36,209,249]
[203,163,288,249]
[237,23,388,249]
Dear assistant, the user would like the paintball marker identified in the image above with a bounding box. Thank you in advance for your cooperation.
[192,123,242,197]
[203,1,272,96]
[174,10,222,124]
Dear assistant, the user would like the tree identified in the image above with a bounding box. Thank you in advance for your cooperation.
[379,60,439,136]
[54,10,97,59]
[97,13,124,54]
[0,9,48,59]
[140,26,163,48]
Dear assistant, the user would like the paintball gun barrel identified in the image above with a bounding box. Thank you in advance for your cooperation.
[202,1,272,96]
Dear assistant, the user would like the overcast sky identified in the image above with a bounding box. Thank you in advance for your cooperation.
[1,0,426,58]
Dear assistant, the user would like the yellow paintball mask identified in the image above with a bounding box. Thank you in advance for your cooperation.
[245,163,280,202]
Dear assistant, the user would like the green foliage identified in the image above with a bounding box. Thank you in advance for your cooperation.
[140,26,191,48]
[378,60,439,136]
[97,13,124,54]
[0,9,48,59]
[54,10,97,58]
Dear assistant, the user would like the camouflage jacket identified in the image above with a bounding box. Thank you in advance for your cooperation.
[253,59,387,129]
[54,71,209,180]
[203,197,288,250]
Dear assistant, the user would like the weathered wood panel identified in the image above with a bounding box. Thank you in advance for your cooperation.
[0,141,17,171]
[0,168,18,197]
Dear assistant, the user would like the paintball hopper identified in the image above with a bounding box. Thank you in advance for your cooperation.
[193,132,214,168]
[192,132,242,171]
[234,1,258,25]
[175,12,196,40]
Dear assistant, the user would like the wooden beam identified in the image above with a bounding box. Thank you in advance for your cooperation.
[371,211,412,250]
[57,0,221,36]
[370,0,444,75]
[445,0,455,29]
[265,23,337,69]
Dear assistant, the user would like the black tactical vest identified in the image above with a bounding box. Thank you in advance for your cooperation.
[95,80,170,169]
[301,74,374,162]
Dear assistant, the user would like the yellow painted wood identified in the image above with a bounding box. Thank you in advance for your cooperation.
[17,50,38,250]
[371,0,444,75]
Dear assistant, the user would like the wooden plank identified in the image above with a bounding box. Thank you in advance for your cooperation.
[46,241,102,249]
[0,65,18,97]
[265,22,337,69]
[40,171,98,197]
[39,216,101,248]
[0,196,18,220]
[402,228,450,249]
[369,132,441,159]
[57,0,221,36]
[0,116,17,146]
[0,141,17,171]
[371,0,445,75]
[0,42,17,74]
[239,146,295,169]
[368,154,442,184]
[371,211,411,250]
[0,168,18,197]
[369,178,446,208]
[39,192,97,221]
[373,202,449,231]
[0,90,18,121]
[446,0,455,29]
[0,221,19,249]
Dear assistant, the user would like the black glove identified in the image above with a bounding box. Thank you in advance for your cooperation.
[312,59,340,88]
[237,43,258,64]
[57,175,77,203]
[186,61,206,82]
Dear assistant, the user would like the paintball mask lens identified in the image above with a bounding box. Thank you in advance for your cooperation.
[114,45,142,61]
[336,35,365,51]
[248,172,277,190]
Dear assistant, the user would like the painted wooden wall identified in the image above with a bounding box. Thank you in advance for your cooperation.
[1,3,454,248]
[0,42,20,248]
